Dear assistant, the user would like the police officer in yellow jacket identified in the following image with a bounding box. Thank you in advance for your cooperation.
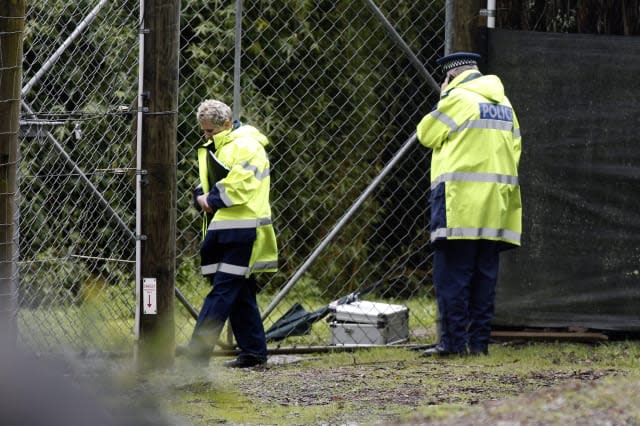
[185,99,277,367]
[417,53,522,357]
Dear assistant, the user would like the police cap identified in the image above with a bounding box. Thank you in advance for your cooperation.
[436,52,481,73]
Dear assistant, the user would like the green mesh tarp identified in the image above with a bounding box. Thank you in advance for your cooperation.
[486,30,640,333]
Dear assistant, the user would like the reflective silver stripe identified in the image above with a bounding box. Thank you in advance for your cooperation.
[431,172,518,190]
[431,227,520,243]
[215,181,233,207]
[252,261,278,271]
[513,127,521,138]
[256,167,270,180]
[201,262,251,276]
[215,165,270,207]
[257,217,273,226]
[456,119,513,132]
[241,161,270,180]
[208,217,273,231]
[431,110,457,131]
[201,264,218,275]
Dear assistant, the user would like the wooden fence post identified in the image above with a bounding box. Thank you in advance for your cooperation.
[0,0,25,349]
[135,0,180,369]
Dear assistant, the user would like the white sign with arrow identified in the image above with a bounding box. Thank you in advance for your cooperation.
[143,278,157,314]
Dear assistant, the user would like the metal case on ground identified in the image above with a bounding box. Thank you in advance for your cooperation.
[328,300,409,346]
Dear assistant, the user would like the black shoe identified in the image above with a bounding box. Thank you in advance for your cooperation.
[223,355,267,369]
[469,349,489,356]
[421,345,466,358]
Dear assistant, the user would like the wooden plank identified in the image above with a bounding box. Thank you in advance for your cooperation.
[491,330,609,342]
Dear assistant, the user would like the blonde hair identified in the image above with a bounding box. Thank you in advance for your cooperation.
[196,99,232,125]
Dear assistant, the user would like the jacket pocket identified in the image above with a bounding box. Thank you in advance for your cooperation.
[430,182,447,233]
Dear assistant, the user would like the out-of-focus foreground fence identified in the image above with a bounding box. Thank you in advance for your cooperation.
[9,0,444,353]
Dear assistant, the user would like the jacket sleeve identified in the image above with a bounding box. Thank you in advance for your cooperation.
[193,183,204,211]
[416,96,459,150]
[512,108,522,169]
[205,142,266,209]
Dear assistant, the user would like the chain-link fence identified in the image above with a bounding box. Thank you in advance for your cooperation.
[18,0,139,352]
[15,0,445,353]
[176,0,444,347]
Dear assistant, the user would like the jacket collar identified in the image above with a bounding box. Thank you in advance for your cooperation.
[198,128,232,150]
[212,128,233,150]
[442,69,483,98]
[198,121,243,150]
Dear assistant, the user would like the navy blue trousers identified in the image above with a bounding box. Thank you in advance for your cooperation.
[190,244,267,360]
[433,240,500,354]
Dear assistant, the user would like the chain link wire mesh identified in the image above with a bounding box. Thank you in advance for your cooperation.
[15,0,445,352]
[18,0,139,352]
[176,0,444,347]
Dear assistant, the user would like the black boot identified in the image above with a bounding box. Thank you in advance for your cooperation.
[223,354,267,368]
[421,345,467,358]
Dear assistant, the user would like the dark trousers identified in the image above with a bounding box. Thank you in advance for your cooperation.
[433,240,500,354]
[190,245,267,360]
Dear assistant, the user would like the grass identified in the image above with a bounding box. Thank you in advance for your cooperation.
[17,265,439,351]
[13,327,640,425]
[17,283,640,425]
[125,340,640,425]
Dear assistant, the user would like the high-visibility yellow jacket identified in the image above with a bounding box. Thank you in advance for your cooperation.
[196,124,278,276]
[417,69,522,247]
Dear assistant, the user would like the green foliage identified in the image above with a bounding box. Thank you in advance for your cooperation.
[21,1,139,285]
[178,0,440,300]
[18,247,92,308]
[21,0,441,334]
[498,0,640,35]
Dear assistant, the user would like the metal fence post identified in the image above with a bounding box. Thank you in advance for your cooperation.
[232,0,243,121]
[445,0,454,54]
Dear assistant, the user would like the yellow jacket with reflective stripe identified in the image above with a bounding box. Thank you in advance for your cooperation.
[197,124,278,273]
[416,70,522,247]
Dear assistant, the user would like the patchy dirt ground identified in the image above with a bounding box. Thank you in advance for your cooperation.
[242,362,630,425]
[192,345,640,426]
[20,342,638,425]
[416,376,640,426]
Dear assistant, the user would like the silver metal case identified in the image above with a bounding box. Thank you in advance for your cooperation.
[328,300,409,346]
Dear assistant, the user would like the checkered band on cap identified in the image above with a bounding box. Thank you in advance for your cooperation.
[436,52,481,73]
[441,58,477,72]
